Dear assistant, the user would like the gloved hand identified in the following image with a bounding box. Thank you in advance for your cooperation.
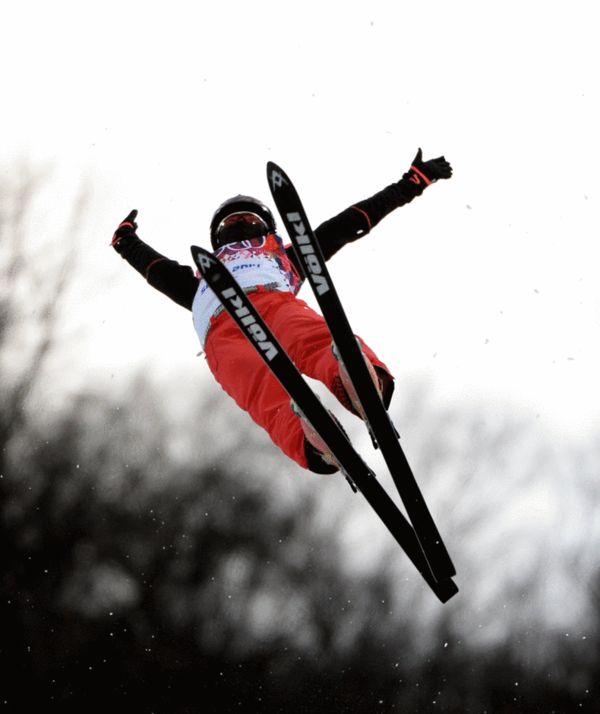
[111,209,138,248]
[407,148,453,186]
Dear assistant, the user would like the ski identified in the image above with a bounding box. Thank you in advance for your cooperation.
[190,245,458,603]
[266,161,456,582]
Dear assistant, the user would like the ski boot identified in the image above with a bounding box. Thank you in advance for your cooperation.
[291,398,341,474]
[331,341,384,421]
[291,399,358,491]
[331,341,389,449]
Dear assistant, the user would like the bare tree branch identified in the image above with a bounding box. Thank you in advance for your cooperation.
[0,166,89,444]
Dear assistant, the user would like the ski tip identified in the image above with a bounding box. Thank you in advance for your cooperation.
[266,161,290,193]
[190,244,203,260]
[190,244,217,273]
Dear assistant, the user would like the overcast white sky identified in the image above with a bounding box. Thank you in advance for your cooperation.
[2,0,599,440]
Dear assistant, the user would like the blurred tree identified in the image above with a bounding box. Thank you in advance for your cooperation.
[0,169,410,711]
[0,165,88,443]
[1,167,600,714]
[0,166,89,711]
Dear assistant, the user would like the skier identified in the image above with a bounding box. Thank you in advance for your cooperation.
[111,149,452,475]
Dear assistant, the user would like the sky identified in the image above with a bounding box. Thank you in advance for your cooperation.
[1,0,599,442]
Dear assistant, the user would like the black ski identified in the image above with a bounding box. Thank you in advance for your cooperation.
[190,245,457,603]
[266,161,455,582]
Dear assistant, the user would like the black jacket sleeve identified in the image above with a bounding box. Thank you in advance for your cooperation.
[114,172,427,308]
[285,172,427,271]
[113,235,199,311]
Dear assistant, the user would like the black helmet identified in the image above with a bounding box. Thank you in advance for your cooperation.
[210,195,276,249]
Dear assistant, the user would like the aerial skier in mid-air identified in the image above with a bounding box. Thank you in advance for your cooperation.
[111,148,452,476]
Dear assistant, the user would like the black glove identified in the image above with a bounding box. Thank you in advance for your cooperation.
[111,209,138,248]
[406,148,453,186]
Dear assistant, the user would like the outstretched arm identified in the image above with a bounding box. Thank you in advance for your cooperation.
[111,210,199,311]
[310,149,452,262]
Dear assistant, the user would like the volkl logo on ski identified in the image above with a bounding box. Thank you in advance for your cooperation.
[269,169,288,191]
[220,287,278,361]
[195,251,216,273]
[286,212,330,295]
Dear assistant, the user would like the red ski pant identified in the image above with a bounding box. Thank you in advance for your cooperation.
[203,289,392,471]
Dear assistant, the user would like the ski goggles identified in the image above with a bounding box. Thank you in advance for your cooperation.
[216,211,270,235]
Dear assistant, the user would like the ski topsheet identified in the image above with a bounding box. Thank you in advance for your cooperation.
[190,245,457,603]
[266,161,455,582]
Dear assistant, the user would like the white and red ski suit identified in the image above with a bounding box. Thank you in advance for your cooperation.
[112,160,444,472]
